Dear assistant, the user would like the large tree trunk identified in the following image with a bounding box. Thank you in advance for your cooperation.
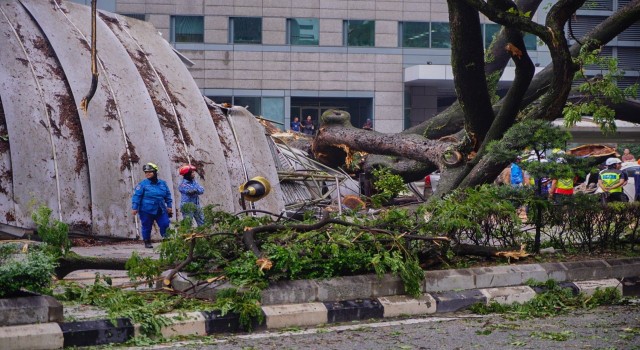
[313,110,459,169]
[54,252,128,279]
[351,0,640,193]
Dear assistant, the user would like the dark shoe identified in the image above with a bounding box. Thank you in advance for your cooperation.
[144,240,153,249]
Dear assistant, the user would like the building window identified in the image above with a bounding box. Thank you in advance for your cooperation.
[484,24,500,49]
[430,22,451,48]
[170,16,204,43]
[524,33,537,51]
[400,22,430,48]
[230,17,262,44]
[483,24,536,51]
[567,16,607,40]
[581,0,613,10]
[287,18,319,45]
[261,97,285,126]
[234,96,261,114]
[69,0,116,12]
[121,13,146,21]
[344,20,375,47]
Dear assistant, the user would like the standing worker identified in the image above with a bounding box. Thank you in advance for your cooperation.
[178,164,205,226]
[302,115,315,135]
[548,158,575,204]
[505,156,525,187]
[290,117,301,132]
[131,163,173,248]
[598,157,628,203]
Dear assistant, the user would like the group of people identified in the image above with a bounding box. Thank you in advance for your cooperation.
[502,151,636,205]
[290,116,374,134]
[131,163,205,248]
[290,115,315,135]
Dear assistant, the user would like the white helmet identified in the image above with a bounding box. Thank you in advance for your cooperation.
[605,157,622,166]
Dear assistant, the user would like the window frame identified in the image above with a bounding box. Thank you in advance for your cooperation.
[229,17,263,44]
[430,22,451,48]
[399,21,430,48]
[170,15,204,43]
[287,18,320,46]
[343,20,375,47]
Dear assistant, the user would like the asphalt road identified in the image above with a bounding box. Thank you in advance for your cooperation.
[135,302,640,350]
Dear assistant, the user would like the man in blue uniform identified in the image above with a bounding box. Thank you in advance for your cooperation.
[178,164,205,226]
[131,163,173,248]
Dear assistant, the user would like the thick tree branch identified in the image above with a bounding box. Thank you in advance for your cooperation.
[448,0,496,148]
[313,110,456,168]
[55,252,128,279]
[458,31,535,188]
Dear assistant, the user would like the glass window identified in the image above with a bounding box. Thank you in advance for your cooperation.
[484,24,501,49]
[69,0,116,12]
[288,18,319,45]
[230,17,262,44]
[482,23,536,51]
[261,97,285,127]
[208,96,232,105]
[524,33,537,51]
[234,97,261,115]
[430,22,450,48]
[121,13,146,21]
[344,20,375,47]
[171,16,204,43]
[401,22,430,48]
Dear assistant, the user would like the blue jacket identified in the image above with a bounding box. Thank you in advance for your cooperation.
[132,179,173,215]
[179,178,205,206]
[510,163,523,185]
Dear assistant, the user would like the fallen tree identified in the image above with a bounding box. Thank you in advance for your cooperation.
[312,0,640,196]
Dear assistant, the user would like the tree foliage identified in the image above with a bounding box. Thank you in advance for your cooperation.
[313,0,640,197]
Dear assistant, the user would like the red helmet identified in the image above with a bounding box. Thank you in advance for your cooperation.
[179,164,196,176]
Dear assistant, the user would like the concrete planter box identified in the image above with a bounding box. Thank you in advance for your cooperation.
[0,291,63,327]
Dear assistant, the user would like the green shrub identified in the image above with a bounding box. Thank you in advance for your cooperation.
[371,167,406,207]
[0,248,56,297]
[424,185,523,247]
[31,205,70,258]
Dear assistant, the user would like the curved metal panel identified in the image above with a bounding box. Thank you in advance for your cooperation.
[0,7,59,227]
[0,98,16,226]
[208,103,245,213]
[122,17,235,212]
[62,2,175,238]
[20,0,135,237]
[100,12,189,209]
[1,2,92,230]
[215,105,285,214]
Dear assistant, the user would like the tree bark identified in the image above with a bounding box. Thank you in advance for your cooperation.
[55,252,128,279]
[356,0,640,191]
[313,110,457,169]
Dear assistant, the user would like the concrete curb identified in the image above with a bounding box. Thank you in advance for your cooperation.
[169,257,640,305]
[1,277,637,349]
[3,258,640,349]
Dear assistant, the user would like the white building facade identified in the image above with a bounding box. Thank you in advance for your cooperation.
[74,0,638,133]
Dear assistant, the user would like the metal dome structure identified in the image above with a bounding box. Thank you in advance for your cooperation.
[0,0,284,238]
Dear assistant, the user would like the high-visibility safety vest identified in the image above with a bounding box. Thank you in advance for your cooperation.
[555,177,574,195]
[600,170,623,193]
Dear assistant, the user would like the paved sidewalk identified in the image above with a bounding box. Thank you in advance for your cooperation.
[1,242,639,349]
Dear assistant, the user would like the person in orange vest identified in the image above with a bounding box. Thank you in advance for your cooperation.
[548,158,576,204]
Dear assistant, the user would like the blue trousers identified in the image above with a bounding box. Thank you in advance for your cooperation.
[181,204,204,226]
[139,211,170,240]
